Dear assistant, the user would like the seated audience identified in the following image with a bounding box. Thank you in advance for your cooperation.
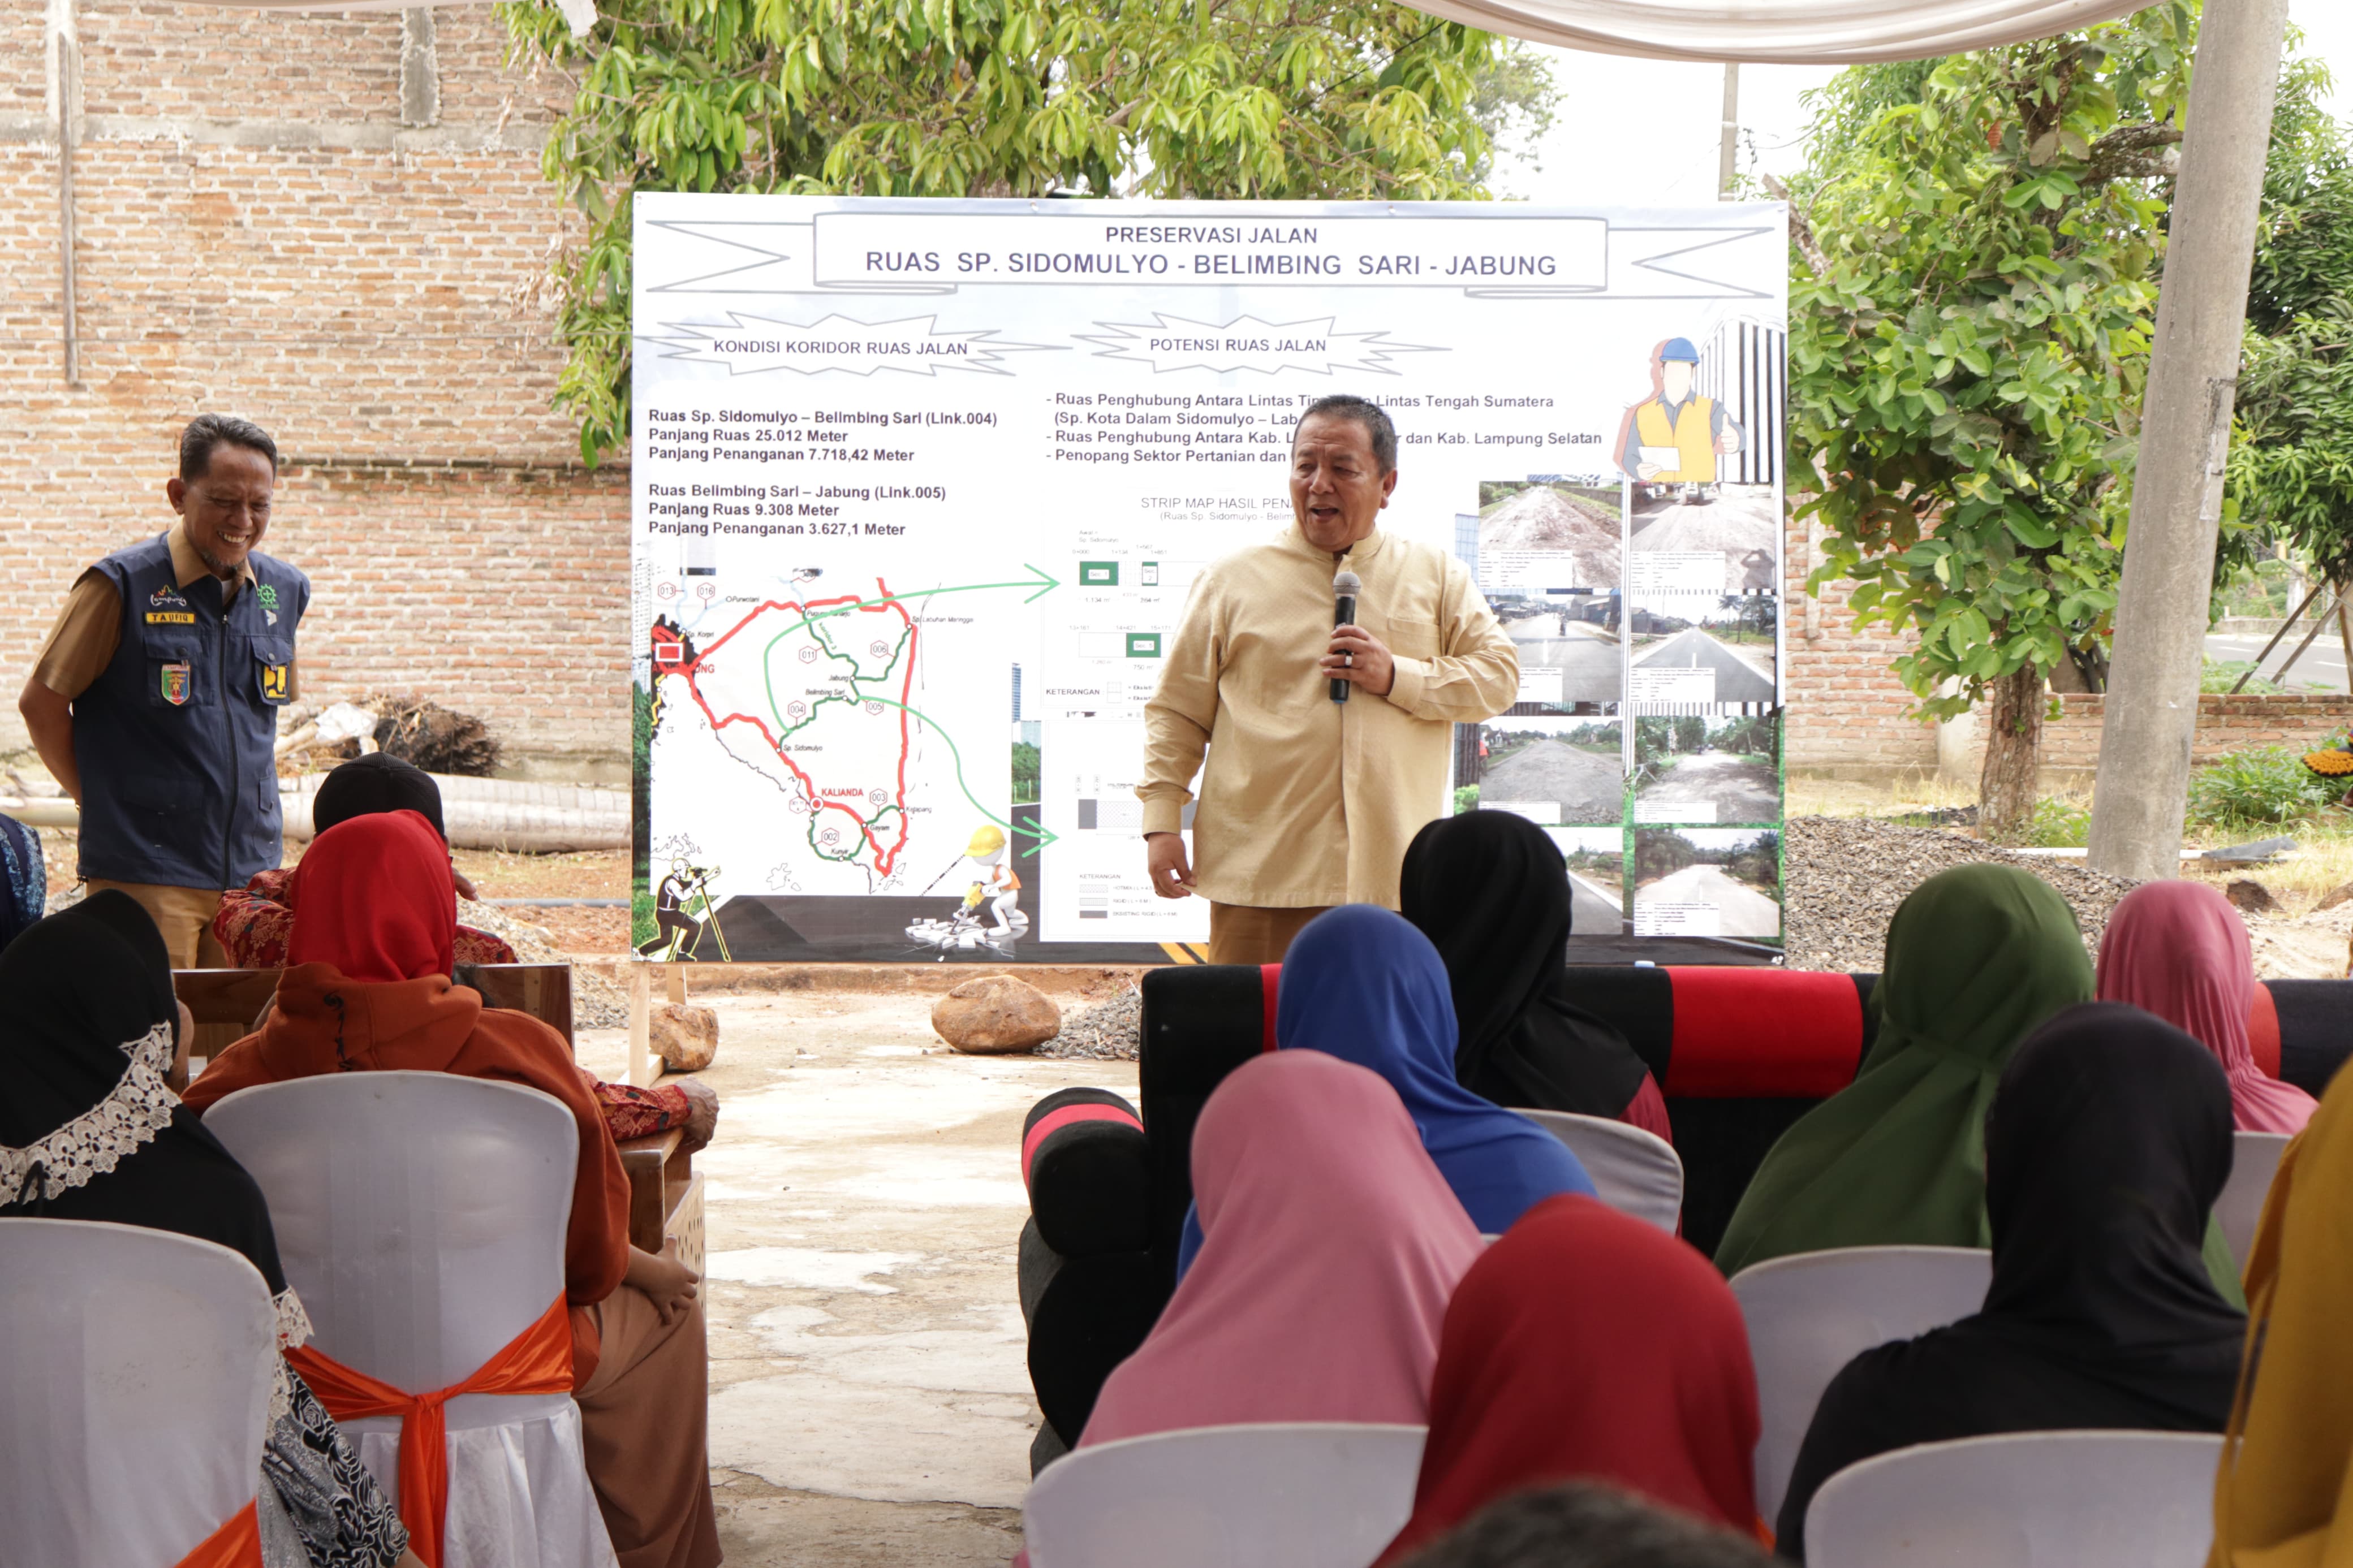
[1402,811,1673,1141]
[1176,904,1594,1278]
[0,892,416,1568]
[1377,1194,1761,1565]
[182,812,718,1568]
[2095,879,2318,1134]
[1714,864,2093,1276]
[1772,1003,2246,1561]
[215,752,713,1150]
[1081,1049,1481,1447]
[1395,1483,1773,1568]
[2208,1031,2353,1565]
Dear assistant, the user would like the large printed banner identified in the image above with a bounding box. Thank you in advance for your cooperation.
[631,195,1788,964]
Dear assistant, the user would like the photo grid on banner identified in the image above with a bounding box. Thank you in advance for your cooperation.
[630,196,1789,964]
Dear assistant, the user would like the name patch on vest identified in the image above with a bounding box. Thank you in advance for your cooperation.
[160,662,192,706]
[145,611,195,625]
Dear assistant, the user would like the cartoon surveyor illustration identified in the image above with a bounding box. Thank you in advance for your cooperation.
[1617,336,1743,493]
[963,824,1027,936]
[637,857,730,960]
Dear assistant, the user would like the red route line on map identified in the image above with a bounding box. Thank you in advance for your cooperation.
[675,584,916,876]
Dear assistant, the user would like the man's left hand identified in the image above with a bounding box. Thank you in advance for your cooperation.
[1323,623,1397,697]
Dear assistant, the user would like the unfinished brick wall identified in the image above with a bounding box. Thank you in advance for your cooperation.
[1781,507,1941,778]
[2042,695,2353,772]
[1,1,624,767]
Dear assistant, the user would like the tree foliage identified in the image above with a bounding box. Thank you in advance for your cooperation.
[2222,55,2353,589]
[1786,6,2199,729]
[501,0,1539,464]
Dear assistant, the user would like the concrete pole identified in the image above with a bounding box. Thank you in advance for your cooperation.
[2084,0,2290,879]
[1718,64,1740,198]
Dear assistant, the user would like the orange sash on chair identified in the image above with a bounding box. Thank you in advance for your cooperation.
[286,1295,575,1568]
[174,1498,263,1567]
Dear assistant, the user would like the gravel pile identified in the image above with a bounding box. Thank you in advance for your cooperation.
[464,900,630,1027]
[1036,987,1141,1060]
[1783,815,2140,973]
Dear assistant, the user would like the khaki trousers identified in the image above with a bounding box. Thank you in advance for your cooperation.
[1207,902,1333,966]
[578,1284,722,1568]
[85,879,229,969]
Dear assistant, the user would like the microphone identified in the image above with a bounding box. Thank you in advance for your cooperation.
[1330,569,1361,703]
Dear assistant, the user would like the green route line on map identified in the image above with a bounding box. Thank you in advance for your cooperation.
[744,567,1061,856]
[794,614,916,863]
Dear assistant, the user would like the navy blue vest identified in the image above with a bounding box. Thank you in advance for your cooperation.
[74,533,309,888]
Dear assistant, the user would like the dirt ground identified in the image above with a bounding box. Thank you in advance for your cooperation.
[572,991,1139,1566]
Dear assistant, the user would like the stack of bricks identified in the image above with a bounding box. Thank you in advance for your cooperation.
[1,1,626,767]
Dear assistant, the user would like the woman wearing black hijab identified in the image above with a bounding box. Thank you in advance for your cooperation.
[1772,1003,2247,1561]
[0,892,417,1568]
[1400,810,1670,1138]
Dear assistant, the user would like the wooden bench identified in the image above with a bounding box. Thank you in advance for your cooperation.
[173,961,701,1273]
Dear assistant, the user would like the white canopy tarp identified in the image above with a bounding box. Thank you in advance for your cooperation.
[1370,0,2147,63]
[180,0,2144,60]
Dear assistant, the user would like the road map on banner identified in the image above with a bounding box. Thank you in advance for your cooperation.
[631,196,1789,964]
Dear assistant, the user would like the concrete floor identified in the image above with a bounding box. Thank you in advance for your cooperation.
[576,992,1141,1567]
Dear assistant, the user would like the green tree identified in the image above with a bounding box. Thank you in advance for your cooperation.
[502,0,1541,464]
[2221,63,2353,640]
[1783,6,2196,837]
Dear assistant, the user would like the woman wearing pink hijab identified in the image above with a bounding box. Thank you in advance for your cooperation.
[1081,1048,1484,1445]
[2096,880,2317,1134]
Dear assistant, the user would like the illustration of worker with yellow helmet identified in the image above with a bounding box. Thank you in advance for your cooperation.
[963,824,1027,936]
[1617,336,1742,498]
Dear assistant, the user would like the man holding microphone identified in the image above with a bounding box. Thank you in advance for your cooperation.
[19,415,308,966]
[1139,395,1520,964]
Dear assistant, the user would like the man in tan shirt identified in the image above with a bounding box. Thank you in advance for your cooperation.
[1139,395,1521,964]
[19,415,308,966]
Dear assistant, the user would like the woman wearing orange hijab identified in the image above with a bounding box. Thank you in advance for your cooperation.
[1377,1194,1760,1564]
[184,811,719,1568]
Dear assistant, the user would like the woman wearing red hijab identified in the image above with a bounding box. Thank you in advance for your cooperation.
[2096,879,2317,1134]
[183,811,719,1568]
[1376,1194,1761,1565]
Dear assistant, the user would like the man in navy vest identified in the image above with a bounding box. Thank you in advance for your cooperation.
[19,414,310,966]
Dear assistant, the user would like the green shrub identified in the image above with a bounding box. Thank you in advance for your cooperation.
[2186,746,2330,827]
[2020,797,2091,848]
[1453,784,1481,814]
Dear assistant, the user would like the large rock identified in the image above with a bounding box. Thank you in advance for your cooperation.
[650,1002,720,1073]
[932,975,1061,1054]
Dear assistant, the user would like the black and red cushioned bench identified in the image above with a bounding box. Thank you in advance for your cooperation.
[1017,964,2353,1468]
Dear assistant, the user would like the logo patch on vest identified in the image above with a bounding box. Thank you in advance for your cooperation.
[256,584,279,610]
[149,585,187,609]
[260,664,291,704]
[145,611,195,625]
[160,662,192,706]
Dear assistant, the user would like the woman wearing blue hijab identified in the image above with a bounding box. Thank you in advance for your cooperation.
[1176,905,1596,1278]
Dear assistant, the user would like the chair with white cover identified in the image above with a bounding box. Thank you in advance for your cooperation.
[1729,1245,1992,1527]
[205,1071,616,1568]
[1805,1430,2225,1567]
[1022,1422,1427,1568]
[2217,1130,2290,1265]
[0,1218,277,1567]
[1516,1109,1683,1233]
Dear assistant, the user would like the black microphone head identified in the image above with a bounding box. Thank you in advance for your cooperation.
[1333,570,1361,596]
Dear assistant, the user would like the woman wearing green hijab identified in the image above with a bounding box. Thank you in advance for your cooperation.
[1714,864,2094,1277]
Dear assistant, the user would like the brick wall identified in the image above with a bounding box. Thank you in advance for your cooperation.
[1780,506,1941,778]
[1,1,625,767]
[2042,694,2353,774]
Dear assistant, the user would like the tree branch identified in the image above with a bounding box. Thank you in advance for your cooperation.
[1765,175,1830,279]
[2086,122,2182,184]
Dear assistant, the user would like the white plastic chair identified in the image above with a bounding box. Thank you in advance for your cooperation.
[205,1071,617,1568]
[1022,1422,1427,1568]
[1515,1109,1684,1232]
[2217,1131,2290,1265]
[1730,1245,1992,1527]
[0,1218,275,1567]
[1805,1430,2225,1567]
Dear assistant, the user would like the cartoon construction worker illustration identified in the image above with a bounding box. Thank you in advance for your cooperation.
[1618,336,1743,500]
[638,857,730,960]
[964,824,1027,936]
